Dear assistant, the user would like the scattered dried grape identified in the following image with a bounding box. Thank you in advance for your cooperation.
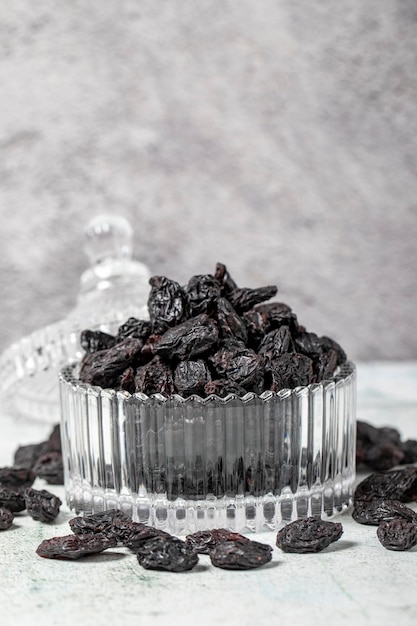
[33,451,64,485]
[0,467,35,491]
[136,535,199,572]
[209,539,272,569]
[24,488,62,523]
[0,488,26,512]
[185,528,249,554]
[276,517,343,553]
[377,518,417,551]
[13,443,47,471]
[69,509,131,537]
[36,533,117,560]
[0,507,14,530]
[354,467,417,503]
[352,499,417,526]
[356,420,417,471]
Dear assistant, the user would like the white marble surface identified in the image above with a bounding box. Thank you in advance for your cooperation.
[1,361,417,626]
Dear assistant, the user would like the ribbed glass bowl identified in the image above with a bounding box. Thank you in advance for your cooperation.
[59,361,356,534]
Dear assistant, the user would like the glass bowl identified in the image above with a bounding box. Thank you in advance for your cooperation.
[59,361,356,534]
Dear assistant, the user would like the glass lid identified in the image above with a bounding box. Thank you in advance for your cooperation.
[0,215,151,424]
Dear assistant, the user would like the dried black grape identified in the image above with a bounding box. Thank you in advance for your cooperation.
[136,535,199,572]
[46,424,62,453]
[363,442,405,472]
[276,517,343,553]
[354,467,417,503]
[209,539,272,569]
[0,487,26,512]
[79,337,143,387]
[185,528,249,554]
[117,318,152,342]
[258,326,294,362]
[319,335,347,365]
[216,297,248,344]
[313,348,338,382]
[174,360,211,396]
[24,488,62,523]
[116,521,171,551]
[80,330,116,354]
[243,302,295,347]
[32,452,64,485]
[352,499,417,526]
[148,276,186,334]
[356,420,404,470]
[208,341,265,392]
[214,262,239,295]
[400,440,417,465]
[119,366,136,393]
[69,509,131,537]
[13,442,47,470]
[134,356,175,396]
[36,533,117,560]
[377,518,417,551]
[153,314,218,361]
[293,331,323,359]
[185,274,221,316]
[228,286,278,314]
[0,466,35,491]
[265,353,314,391]
[0,507,14,530]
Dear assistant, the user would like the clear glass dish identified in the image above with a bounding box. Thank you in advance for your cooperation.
[59,361,356,534]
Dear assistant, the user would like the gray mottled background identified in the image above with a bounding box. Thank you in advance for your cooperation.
[0,1,416,361]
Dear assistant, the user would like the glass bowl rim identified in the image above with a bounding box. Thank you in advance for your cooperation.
[59,360,356,406]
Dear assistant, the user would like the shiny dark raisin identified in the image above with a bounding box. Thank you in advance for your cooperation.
[352,499,417,526]
[69,509,131,537]
[377,518,417,551]
[24,488,62,522]
[276,517,343,553]
[33,451,64,485]
[0,507,14,530]
[36,533,117,559]
[136,535,199,572]
[209,539,272,569]
[185,529,249,554]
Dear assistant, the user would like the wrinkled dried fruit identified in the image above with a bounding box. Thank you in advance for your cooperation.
[148,276,186,334]
[0,507,14,530]
[352,499,417,526]
[80,330,116,354]
[354,467,417,503]
[69,509,131,537]
[185,528,249,554]
[276,517,343,553]
[153,314,218,361]
[377,518,417,551]
[33,452,64,485]
[0,488,25,512]
[24,488,62,522]
[36,533,117,559]
[136,535,199,572]
[0,467,35,491]
[209,539,272,569]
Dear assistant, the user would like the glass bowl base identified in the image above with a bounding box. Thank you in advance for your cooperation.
[66,478,354,535]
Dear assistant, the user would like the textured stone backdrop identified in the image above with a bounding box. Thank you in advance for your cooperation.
[0,1,416,360]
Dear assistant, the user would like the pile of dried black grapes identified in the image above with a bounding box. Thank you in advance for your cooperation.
[78,262,347,396]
